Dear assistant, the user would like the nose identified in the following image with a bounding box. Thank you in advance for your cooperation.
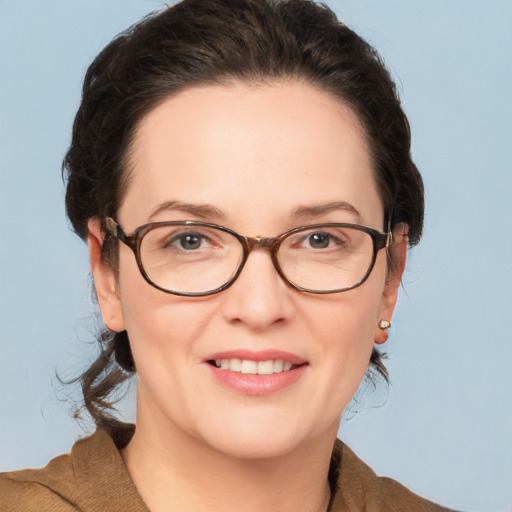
[220,248,294,331]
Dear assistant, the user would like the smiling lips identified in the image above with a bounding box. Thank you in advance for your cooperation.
[206,351,307,396]
[212,358,296,374]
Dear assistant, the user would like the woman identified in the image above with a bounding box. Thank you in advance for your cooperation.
[0,0,459,510]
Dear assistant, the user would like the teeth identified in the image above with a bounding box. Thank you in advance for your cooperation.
[240,360,257,374]
[257,360,274,375]
[229,358,241,372]
[274,359,284,372]
[213,358,297,374]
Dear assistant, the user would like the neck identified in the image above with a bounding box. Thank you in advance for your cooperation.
[121,404,336,512]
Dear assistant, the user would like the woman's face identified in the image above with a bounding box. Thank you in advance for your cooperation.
[90,82,404,458]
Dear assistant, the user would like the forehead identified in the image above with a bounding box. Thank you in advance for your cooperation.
[120,81,382,229]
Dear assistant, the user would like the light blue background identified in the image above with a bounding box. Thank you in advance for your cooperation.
[1,2,511,511]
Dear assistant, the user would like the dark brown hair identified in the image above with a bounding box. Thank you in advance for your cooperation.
[64,0,424,435]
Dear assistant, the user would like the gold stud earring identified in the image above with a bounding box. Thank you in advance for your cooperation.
[375,319,391,344]
[378,320,391,330]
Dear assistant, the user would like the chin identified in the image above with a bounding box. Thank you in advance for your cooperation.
[192,408,327,460]
[204,430,303,460]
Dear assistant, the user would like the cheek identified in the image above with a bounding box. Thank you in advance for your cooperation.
[322,300,377,374]
[116,255,222,379]
[303,271,386,402]
[115,255,198,359]
[305,270,385,350]
[118,283,212,419]
[318,311,376,417]
[120,286,203,353]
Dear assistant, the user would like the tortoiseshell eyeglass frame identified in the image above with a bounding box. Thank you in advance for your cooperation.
[105,216,392,297]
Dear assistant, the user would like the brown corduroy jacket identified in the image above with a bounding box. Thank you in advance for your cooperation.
[0,428,457,512]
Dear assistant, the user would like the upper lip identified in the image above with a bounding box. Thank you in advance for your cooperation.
[204,349,307,366]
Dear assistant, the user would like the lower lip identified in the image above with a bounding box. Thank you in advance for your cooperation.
[206,364,307,396]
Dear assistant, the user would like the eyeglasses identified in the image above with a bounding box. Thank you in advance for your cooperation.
[105,217,392,296]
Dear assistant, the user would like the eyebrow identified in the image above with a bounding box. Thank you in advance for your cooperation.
[148,200,225,221]
[292,201,362,221]
[148,199,361,223]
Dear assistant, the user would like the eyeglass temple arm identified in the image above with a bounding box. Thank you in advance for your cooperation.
[105,217,131,246]
[385,217,393,248]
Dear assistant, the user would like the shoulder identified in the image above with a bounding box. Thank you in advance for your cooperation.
[1,450,80,512]
[0,428,147,512]
[329,439,459,512]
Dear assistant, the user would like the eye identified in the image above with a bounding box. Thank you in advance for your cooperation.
[303,231,348,250]
[307,232,331,249]
[163,231,215,251]
[285,228,351,252]
[173,232,205,251]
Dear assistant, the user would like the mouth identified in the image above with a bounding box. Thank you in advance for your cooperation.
[204,350,308,396]
[207,358,303,375]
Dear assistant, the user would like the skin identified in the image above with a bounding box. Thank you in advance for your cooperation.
[88,81,407,512]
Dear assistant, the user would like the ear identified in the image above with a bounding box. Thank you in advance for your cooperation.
[375,223,408,343]
[87,219,126,333]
